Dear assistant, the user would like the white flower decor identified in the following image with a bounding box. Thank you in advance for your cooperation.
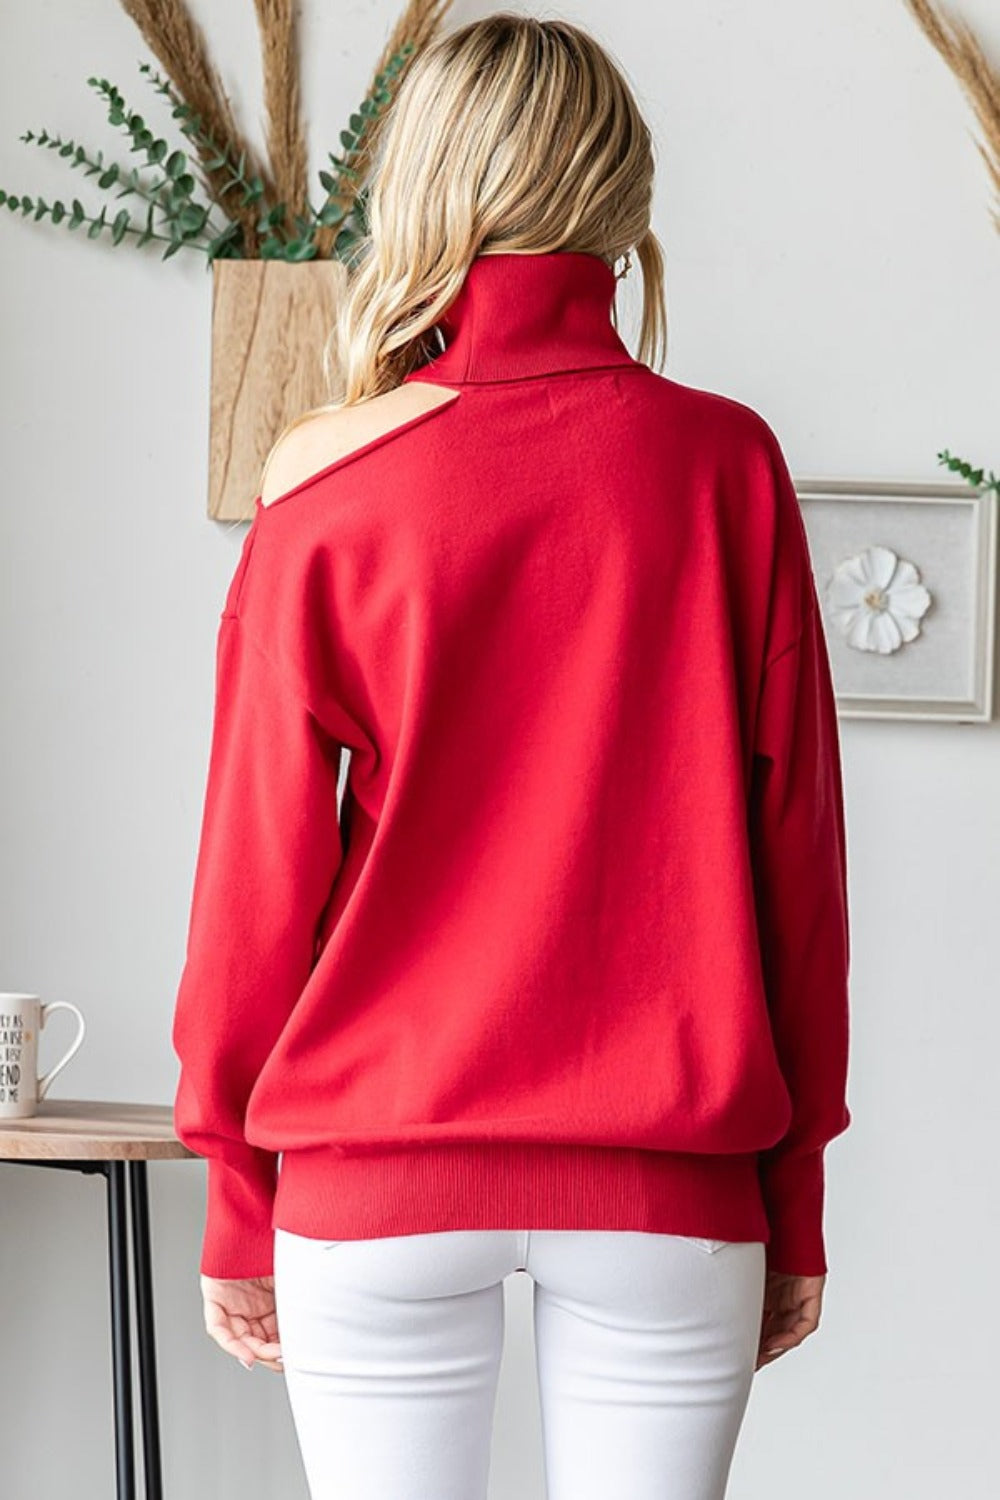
[825,544,932,654]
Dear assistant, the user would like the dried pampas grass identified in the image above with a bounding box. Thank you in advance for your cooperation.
[905,0,1000,232]
[117,0,272,255]
[253,0,308,231]
[116,0,452,256]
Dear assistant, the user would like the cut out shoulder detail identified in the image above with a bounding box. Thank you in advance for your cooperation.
[258,384,461,509]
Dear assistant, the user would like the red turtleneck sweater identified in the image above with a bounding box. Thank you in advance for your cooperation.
[171,250,852,1280]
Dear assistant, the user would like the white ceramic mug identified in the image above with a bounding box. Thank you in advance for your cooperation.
[0,993,86,1119]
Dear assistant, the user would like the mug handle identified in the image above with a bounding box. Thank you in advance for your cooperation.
[37,1002,87,1100]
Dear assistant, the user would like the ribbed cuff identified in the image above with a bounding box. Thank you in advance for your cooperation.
[199,1153,278,1279]
[758,1146,827,1275]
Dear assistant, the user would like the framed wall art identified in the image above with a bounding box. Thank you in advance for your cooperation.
[794,477,997,722]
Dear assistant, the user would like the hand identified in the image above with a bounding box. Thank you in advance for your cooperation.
[200,1273,284,1374]
[755,1270,824,1370]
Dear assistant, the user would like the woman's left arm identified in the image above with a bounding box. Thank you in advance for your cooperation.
[171,538,344,1280]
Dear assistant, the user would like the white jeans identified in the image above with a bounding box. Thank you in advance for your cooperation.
[273,1226,767,1500]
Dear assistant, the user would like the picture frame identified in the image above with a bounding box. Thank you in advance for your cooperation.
[794,477,997,722]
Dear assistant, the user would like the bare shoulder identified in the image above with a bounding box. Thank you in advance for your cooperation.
[258,381,460,507]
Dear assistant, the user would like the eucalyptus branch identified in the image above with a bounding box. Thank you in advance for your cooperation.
[938,448,1000,496]
[17,121,225,255]
[87,75,226,235]
[250,44,416,261]
[22,125,192,218]
[0,25,433,263]
[136,62,273,228]
[0,188,205,256]
[310,41,415,258]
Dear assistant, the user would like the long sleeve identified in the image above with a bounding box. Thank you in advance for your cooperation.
[747,446,852,1277]
[171,590,344,1279]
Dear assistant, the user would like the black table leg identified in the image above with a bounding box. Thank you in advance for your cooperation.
[107,1160,136,1500]
[5,1156,166,1496]
[129,1160,163,1500]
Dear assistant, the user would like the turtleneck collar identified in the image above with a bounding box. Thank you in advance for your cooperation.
[403,250,639,385]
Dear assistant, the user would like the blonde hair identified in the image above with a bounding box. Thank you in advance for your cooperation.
[269,11,666,464]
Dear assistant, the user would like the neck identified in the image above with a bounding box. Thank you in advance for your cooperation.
[404,250,639,385]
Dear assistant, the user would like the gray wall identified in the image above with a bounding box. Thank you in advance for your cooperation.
[2,1,997,1495]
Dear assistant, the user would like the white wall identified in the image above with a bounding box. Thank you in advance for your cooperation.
[2,1,997,1495]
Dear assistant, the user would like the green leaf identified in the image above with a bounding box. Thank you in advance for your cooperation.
[136,202,155,248]
[164,150,187,180]
[111,208,130,244]
[177,202,207,234]
[99,164,119,189]
[205,221,241,257]
[318,199,348,226]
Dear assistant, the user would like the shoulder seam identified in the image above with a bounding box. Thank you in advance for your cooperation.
[217,609,322,720]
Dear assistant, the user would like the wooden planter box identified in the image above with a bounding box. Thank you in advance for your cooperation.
[208,258,348,521]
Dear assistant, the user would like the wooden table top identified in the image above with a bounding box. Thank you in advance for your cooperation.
[0,1100,198,1161]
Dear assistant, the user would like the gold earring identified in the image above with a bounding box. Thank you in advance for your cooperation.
[615,249,632,280]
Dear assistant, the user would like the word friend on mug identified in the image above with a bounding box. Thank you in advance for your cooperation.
[0,993,86,1119]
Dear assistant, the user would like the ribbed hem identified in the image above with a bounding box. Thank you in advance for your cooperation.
[272,1141,770,1246]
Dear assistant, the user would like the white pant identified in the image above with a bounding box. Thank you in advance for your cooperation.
[274,1227,766,1500]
